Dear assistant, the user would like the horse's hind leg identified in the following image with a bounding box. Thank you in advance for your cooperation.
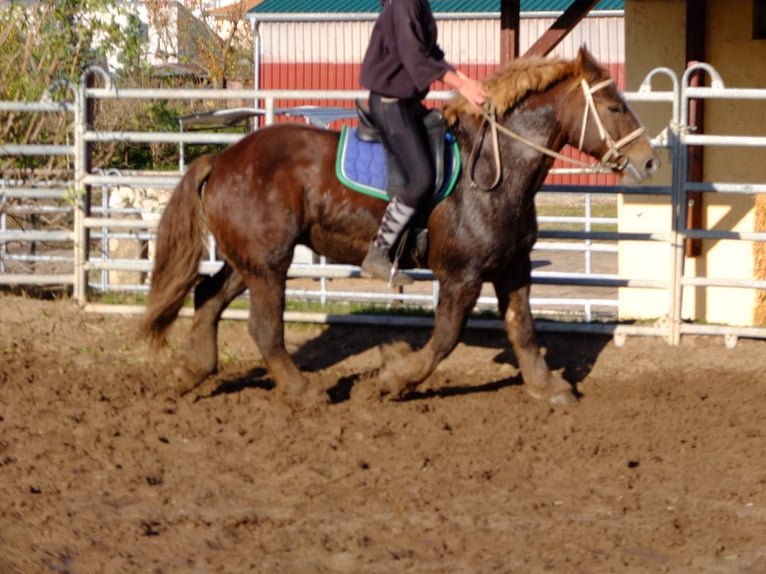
[377,279,483,397]
[174,263,246,393]
[496,281,576,406]
[244,271,324,406]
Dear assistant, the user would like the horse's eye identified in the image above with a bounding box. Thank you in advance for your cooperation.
[608,105,622,113]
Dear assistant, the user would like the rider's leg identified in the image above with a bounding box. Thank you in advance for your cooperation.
[361,94,434,284]
[361,195,416,283]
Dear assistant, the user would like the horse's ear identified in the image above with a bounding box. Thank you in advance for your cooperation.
[575,45,603,81]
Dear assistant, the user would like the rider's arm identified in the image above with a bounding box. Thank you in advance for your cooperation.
[442,69,488,110]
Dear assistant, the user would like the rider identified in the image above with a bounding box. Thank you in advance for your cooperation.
[359,0,487,284]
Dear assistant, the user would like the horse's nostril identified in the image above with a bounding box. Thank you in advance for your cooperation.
[645,156,659,175]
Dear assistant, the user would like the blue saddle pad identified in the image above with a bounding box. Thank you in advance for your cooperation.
[335,126,461,204]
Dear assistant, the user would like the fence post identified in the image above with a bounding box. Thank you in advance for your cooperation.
[74,74,88,304]
[74,67,112,304]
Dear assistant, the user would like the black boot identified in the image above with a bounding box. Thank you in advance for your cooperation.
[361,197,416,285]
[361,241,413,285]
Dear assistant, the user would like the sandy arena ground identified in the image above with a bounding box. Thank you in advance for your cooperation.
[1,294,766,573]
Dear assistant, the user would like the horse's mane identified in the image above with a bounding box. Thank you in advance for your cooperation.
[443,56,576,125]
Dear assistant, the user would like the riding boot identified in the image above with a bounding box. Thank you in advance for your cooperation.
[361,196,416,285]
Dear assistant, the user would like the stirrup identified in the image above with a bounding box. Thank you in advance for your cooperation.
[388,260,413,287]
[389,230,414,287]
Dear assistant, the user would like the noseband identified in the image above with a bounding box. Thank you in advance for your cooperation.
[469,76,647,190]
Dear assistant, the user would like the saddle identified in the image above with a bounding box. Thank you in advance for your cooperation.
[335,102,461,267]
[354,99,449,198]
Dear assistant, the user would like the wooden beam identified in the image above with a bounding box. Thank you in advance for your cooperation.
[685,0,706,257]
[500,0,520,65]
[523,0,600,57]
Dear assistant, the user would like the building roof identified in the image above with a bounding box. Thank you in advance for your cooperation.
[208,0,265,17]
[250,0,623,14]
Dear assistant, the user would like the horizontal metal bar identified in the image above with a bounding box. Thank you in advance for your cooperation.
[83,132,244,145]
[0,189,71,199]
[0,101,74,113]
[685,86,766,100]
[683,134,766,147]
[84,217,158,229]
[532,271,668,289]
[0,144,73,156]
[680,276,766,289]
[684,181,766,194]
[2,205,71,214]
[85,87,368,101]
[0,230,74,242]
[534,243,618,253]
[83,174,180,187]
[539,230,670,241]
[528,298,618,307]
[683,229,766,242]
[0,274,74,285]
[623,91,677,104]
[679,322,766,340]
[540,184,673,196]
[4,253,72,263]
[286,289,434,305]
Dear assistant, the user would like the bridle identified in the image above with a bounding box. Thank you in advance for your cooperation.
[468,76,647,191]
[578,78,647,168]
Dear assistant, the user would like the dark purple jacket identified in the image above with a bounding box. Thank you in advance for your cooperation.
[359,0,454,99]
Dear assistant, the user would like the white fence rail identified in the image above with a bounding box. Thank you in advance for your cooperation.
[1,65,764,346]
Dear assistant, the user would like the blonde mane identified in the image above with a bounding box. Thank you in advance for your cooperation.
[443,56,577,125]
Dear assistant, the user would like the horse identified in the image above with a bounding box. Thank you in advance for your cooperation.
[141,47,659,406]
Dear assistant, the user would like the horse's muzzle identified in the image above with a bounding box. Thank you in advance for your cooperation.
[615,149,661,183]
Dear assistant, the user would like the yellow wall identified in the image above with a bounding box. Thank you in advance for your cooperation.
[621,0,766,325]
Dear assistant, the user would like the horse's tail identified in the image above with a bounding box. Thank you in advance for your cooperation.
[141,153,216,350]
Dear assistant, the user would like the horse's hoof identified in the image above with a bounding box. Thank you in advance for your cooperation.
[549,388,578,406]
[300,384,330,409]
[524,374,576,406]
[172,365,210,395]
[278,377,328,410]
[377,370,405,399]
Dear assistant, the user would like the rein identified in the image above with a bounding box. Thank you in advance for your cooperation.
[468,77,647,191]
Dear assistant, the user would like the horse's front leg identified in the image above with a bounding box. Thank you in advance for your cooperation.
[504,284,576,405]
[174,263,246,394]
[378,279,482,398]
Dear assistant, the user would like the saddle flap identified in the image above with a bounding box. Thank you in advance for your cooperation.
[341,105,457,204]
[354,99,382,143]
[424,109,448,193]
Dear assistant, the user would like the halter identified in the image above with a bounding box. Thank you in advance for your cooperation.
[469,76,647,190]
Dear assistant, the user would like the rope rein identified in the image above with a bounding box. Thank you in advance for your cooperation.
[468,76,648,190]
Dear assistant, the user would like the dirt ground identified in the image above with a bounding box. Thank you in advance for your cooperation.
[1,294,766,574]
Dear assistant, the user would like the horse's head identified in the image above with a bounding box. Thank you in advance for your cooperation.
[567,47,659,183]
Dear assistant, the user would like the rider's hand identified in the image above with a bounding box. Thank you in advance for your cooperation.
[444,69,488,110]
[459,76,488,110]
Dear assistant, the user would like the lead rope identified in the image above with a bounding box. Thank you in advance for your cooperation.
[467,100,502,191]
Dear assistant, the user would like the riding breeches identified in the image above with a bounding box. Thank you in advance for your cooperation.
[368,92,435,209]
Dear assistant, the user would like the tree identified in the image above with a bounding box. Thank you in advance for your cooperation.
[0,0,142,175]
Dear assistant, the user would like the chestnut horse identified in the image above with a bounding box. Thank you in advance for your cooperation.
[141,48,658,406]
